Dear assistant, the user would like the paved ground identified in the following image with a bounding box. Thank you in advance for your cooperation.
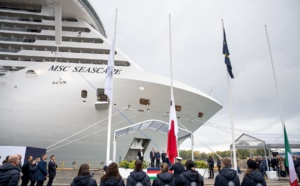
[44,170,293,186]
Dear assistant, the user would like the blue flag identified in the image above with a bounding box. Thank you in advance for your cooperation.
[223,28,234,79]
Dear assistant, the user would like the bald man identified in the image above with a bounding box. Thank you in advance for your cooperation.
[0,154,21,186]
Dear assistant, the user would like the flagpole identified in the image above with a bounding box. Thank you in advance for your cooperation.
[265,25,285,130]
[226,72,237,171]
[168,14,179,160]
[222,19,237,171]
[106,9,118,164]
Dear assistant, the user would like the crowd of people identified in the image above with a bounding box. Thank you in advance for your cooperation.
[147,148,169,168]
[1,152,300,186]
[0,153,57,186]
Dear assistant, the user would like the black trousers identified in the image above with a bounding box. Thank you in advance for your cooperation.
[36,180,45,186]
[156,159,160,168]
[209,166,214,178]
[21,178,30,186]
[30,180,36,186]
[139,157,144,162]
[151,158,155,167]
[47,177,55,186]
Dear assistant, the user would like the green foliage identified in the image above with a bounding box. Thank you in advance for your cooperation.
[119,160,130,168]
[119,160,147,169]
[129,161,135,169]
[237,149,250,159]
[194,161,208,168]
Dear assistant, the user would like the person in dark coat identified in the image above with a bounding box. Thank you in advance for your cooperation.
[217,157,222,172]
[241,159,266,186]
[21,155,33,186]
[103,160,112,172]
[169,157,185,183]
[176,159,204,186]
[270,155,277,170]
[47,155,57,186]
[137,149,144,162]
[155,150,161,168]
[100,162,124,186]
[2,155,10,164]
[207,156,214,178]
[29,158,40,186]
[126,159,150,186]
[71,163,97,186]
[150,148,156,168]
[152,163,175,186]
[0,154,20,186]
[214,157,240,186]
[161,150,167,163]
[36,153,48,186]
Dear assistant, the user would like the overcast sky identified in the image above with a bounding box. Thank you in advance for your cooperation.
[89,0,300,153]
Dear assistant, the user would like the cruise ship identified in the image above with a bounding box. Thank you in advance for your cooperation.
[0,0,222,167]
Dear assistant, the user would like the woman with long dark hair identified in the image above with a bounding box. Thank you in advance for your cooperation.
[126,160,150,186]
[152,163,175,186]
[241,159,266,186]
[176,159,204,186]
[71,164,97,186]
[100,162,124,186]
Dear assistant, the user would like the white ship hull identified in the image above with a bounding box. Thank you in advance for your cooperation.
[0,0,222,167]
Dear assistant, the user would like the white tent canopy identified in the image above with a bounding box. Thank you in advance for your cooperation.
[112,120,193,161]
[230,133,300,150]
[114,120,192,144]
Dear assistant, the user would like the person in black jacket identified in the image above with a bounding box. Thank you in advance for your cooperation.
[214,157,240,186]
[169,157,185,183]
[137,149,144,162]
[217,157,222,172]
[150,148,156,168]
[155,150,161,168]
[71,164,97,186]
[207,156,214,178]
[176,159,204,186]
[241,159,266,186]
[0,154,20,186]
[36,153,48,186]
[100,162,124,186]
[47,155,57,186]
[126,159,150,186]
[161,150,167,163]
[29,158,40,186]
[21,155,33,186]
[152,163,175,186]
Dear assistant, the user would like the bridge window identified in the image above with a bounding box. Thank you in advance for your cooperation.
[175,105,182,112]
[81,90,87,98]
[97,88,108,102]
[139,98,150,105]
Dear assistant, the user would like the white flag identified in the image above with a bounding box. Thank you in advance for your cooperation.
[104,37,116,101]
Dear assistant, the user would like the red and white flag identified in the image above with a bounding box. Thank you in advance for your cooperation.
[167,94,178,164]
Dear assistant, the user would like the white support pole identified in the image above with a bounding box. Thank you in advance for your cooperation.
[106,9,118,164]
[265,25,285,131]
[191,134,194,161]
[227,73,237,171]
[113,133,117,162]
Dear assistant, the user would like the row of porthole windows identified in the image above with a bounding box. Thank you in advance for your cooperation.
[0,55,130,66]
[0,32,103,43]
[80,90,204,118]
[0,22,90,33]
[0,43,111,55]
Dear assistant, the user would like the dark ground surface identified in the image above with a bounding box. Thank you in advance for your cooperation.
[36,169,293,186]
